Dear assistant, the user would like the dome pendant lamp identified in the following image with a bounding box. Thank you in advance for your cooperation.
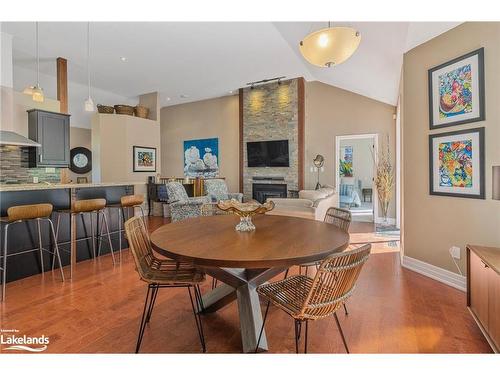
[299,22,361,67]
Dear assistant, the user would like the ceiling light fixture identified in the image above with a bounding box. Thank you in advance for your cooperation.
[180,94,189,99]
[23,23,36,96]
[299,22,361,67]
[120,57,127,62]
[31,22,44,102]
[166,97,171,101]
[84,22,95,112]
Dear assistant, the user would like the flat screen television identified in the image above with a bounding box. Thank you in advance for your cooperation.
[247,140,289,167]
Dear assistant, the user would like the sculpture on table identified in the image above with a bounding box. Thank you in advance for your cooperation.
[217,199,275,232]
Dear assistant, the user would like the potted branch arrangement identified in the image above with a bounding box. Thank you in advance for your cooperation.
[372,137,395,232]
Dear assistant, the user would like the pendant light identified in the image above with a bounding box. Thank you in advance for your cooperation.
[299,22,361,68]
[31,22,44,102]
[84,22,95,112]
[23,23,36,96]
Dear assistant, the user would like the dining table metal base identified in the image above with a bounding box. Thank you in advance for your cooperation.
[198,266,286,353]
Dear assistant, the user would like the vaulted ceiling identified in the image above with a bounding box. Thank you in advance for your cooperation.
[2,21,460,108]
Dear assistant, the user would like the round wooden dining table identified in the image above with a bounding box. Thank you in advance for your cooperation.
[150,214,349,353]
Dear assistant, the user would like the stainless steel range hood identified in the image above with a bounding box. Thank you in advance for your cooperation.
[0,130,41,147]
[0,33,41,148]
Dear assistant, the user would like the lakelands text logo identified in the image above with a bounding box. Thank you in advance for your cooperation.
[0,329,49,352]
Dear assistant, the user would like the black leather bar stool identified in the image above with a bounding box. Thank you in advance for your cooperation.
[101,194,147,262]
[54,198,115,278]
[0,203,65,302]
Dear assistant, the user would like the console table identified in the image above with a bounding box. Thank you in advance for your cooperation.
[467,245,500,353]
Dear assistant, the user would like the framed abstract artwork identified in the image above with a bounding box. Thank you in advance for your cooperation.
[428,48,485,129]
[429,127,484,199]
[133,146,157,172]
[183,138,219,178]
[339,146,353,177]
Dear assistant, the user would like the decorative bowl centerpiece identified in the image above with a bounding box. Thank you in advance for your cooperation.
[217,199,275,232]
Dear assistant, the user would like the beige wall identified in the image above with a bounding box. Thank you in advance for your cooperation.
[402,22,500,273]
[160,95,239,192]
[305,81,396,218]
[92,113,161,196]
[68,127,92,183]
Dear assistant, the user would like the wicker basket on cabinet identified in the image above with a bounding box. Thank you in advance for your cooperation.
[97,104,114,114]
[134,106,149,119]
[114,105,135,116]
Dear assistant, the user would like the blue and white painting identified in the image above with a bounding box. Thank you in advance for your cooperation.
[183,138,219,178]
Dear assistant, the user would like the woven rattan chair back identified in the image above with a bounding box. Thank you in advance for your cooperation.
[323,207,352,232]
[299,244,371,320]
[124,216,156,281]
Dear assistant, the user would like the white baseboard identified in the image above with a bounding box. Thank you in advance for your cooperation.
[401,255,466,292]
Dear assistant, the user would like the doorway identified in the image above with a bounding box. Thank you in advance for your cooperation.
[335,134,378,223]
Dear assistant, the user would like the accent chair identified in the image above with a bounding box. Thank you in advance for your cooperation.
[203,178,243,203]
[165,181,211,222]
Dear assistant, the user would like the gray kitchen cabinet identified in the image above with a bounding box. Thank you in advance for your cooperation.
[28,109,71,167]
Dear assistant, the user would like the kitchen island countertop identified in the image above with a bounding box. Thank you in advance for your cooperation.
[0,181,145,192]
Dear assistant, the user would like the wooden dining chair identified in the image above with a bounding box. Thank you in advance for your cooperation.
[256,244,371,353]
[124,216,207,353]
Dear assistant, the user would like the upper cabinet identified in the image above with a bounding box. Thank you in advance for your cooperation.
[28,109,71,167]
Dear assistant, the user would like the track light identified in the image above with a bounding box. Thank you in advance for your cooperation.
[247,76,286,89]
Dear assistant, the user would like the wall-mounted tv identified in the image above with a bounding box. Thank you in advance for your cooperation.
[247,140,290,167]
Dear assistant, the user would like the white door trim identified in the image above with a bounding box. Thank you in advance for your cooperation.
[335,133,379,221]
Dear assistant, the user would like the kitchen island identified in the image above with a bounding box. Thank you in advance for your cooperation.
[0,182,145,282]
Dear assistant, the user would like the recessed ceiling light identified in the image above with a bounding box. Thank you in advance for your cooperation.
[229,90,234,94]
[180,94,189,99]
[120,57,127,62]
[166,97,171,101]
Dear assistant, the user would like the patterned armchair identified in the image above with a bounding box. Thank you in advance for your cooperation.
[165,181,211,222]
[203,179,243,203]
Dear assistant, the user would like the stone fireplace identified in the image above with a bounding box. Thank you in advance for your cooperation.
[240,78,304,201]
[252,183,287,203]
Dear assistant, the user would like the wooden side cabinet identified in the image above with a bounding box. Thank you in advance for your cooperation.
[467,245,500,353]
[28,109,71,167]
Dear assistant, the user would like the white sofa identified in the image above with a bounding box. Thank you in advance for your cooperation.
[266,186,339,221]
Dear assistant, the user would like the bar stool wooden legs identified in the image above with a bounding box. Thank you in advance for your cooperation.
[54,198,115,279]
[1,203,65,302]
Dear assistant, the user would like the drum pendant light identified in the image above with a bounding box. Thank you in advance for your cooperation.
[299,22,361,67]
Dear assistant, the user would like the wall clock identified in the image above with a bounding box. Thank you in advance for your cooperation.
[69,147,92,174]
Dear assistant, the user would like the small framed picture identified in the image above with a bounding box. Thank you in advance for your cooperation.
[428,48,485,129]
[133,146,157,172]
[76,177,88,184]
[429,127,485,199]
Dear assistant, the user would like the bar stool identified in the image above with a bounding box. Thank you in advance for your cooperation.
[102,194,147,262]
[54,198,115,278]
[1,203,65,302]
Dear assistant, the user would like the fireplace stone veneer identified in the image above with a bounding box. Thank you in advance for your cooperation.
[252,183,287,203]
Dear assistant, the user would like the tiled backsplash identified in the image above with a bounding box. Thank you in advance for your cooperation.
[0,145,61,184]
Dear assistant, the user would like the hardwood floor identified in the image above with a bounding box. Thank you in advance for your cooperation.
[0,217,491,353]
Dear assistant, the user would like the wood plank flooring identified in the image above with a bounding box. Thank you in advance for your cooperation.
[0,217,492,353]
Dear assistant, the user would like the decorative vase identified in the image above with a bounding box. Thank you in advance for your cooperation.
[217,199,275,232]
